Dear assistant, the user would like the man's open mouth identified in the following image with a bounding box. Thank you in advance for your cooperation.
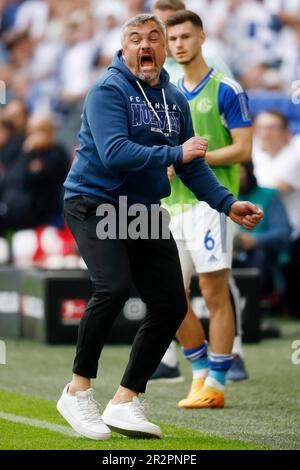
[140,54,155,67]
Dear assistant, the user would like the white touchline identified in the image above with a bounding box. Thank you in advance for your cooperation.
[0,412,81,438]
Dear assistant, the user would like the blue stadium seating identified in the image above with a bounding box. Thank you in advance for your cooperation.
[247,91,300,135]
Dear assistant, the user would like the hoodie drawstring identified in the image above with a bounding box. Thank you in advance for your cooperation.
[135,81,172,134]
[162,88,172,134]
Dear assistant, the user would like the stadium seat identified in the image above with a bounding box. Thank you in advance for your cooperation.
[247,91,300,135]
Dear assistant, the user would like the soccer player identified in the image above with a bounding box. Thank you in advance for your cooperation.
[155,10,253,408]
[57,13,263,440]
[152,0,233,79]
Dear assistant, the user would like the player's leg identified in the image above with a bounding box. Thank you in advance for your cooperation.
[176,291,206,349]
[203,269,234,352]
[175,296,209,405]
[174,235,209,400]
[182,268,234,408]
[178,203,234,408]
[150,235,206,384]
[169,204,210,403]
[149,338,183,383]
[227,275,249,381]
[178,270,234,408]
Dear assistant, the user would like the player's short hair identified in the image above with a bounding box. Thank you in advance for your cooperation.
[166,10,203,30]
[256,110,289,129]
[121,14,166,46]
[153,0,186,12]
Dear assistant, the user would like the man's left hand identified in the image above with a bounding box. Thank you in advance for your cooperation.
[229,201,264,230]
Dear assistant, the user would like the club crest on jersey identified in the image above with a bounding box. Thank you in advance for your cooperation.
[197,97,213,113]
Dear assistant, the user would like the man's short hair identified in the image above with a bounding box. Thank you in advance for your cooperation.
[121,13,166,46]
[153,0,186,12]
[166,10,203,30]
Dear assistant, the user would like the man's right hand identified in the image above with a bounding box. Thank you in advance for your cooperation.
[182,137,208,164]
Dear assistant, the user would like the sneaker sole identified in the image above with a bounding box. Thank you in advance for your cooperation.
[178,396,225,409]
[107,425,161,439]
[102,417,162,439]
[227,374,249,382]
[56,398,111,441]
[148,376,184,384]
[178,401,224,409]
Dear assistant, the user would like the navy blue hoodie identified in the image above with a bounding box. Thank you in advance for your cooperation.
[64,51,236,213]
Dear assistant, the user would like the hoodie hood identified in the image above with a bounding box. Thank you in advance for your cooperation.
[109,50,170,89]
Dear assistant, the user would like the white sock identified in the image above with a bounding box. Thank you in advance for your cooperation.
[193,369,209,379]
[161,341,178,368]
[204,376,225,392]
[232,336,244,358]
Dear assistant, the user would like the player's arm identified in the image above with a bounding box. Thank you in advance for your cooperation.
[206,79,253,166]
[205,126,253,166]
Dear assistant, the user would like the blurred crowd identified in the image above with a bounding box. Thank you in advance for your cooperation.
[0,0,300,316]
[2,0,300,117]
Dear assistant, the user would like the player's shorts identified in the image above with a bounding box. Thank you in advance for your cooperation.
[169,201,235,287]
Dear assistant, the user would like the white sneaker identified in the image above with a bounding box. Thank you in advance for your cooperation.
[102,397,162,439]
[57,384,111,440]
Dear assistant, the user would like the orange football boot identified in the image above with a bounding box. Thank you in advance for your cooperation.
[177,377,206,408]
[178,385,224,409]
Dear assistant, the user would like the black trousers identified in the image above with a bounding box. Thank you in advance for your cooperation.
[64,195,187,393]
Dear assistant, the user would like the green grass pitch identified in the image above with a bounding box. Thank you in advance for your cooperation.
[0,320,299,450]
